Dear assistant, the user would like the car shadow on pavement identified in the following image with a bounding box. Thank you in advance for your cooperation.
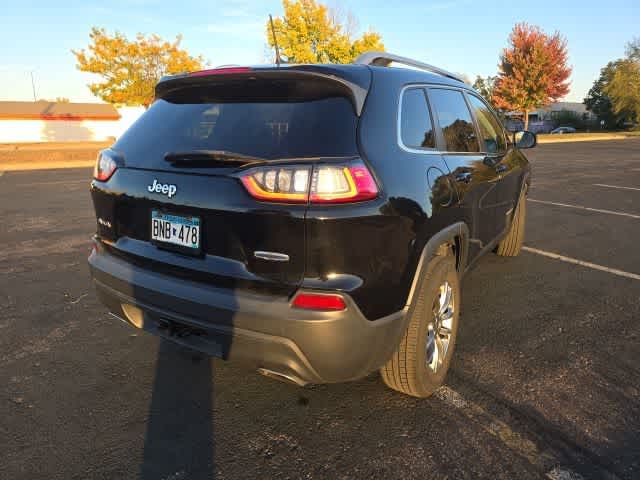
[139,340,215,480]
[100,256,242,479]
[448,248,640,478]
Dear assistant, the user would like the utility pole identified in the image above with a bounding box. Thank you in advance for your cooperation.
[30,71,37,101]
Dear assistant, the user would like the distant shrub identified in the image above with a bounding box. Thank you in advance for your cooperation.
[551,110,587,130]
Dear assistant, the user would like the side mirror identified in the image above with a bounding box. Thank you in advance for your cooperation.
[514,130,537,149]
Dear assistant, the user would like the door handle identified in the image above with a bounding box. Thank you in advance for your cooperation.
[455,172,473,183]
[495,164,509,174]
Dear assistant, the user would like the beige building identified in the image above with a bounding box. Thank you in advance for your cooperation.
[0,101,144,143]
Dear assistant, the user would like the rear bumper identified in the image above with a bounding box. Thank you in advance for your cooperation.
[88,245,408,385]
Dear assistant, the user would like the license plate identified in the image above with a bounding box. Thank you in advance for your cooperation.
[151,211,201,250]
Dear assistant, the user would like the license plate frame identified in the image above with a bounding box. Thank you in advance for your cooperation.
[150,210,202,256]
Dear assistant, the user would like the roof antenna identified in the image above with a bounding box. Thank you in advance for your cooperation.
[269,14,282,67]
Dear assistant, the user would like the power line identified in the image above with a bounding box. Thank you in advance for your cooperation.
[30,71,37,101]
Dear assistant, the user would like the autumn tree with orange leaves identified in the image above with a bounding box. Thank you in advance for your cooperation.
[267,0,384,64]
[493,23,571,130]
[73,28,203,107]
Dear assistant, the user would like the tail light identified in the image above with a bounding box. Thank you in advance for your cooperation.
[241,166,311,203]
[292,292,347,311]
[94,150,118,181]
[240,161,378,204]
[311,163,378,203]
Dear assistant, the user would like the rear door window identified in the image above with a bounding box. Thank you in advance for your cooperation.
[400,88,436,149]
[114,96,359,170]
[428,89,479,153]
[467,94,507,154]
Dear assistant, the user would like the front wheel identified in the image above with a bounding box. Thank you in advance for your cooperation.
[380,253,460,398]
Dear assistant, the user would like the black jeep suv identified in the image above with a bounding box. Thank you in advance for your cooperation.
[89,52,534,397]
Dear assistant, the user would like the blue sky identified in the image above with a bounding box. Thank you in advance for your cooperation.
[1,0,637,103]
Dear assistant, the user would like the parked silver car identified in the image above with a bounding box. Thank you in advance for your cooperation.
[550,126,577,134]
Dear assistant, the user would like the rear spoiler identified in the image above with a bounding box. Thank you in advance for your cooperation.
[155,65,371,116]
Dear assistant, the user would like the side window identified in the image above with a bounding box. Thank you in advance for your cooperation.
[467,95,506,154]
[400,88,436,149]
[428,89,479,153]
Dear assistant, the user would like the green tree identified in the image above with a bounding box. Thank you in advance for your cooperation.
[493,23,571,130]
[584,61,620,128]
[626,37,640,61]
[551,109,586,129]
[267,0,384,64]
[73,28,204,107]
[604,39,640,126]
[472,75,497,107]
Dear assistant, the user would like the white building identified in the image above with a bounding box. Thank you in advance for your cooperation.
[505,102,596,133]
[0,101,144,143]
[528,102,594,123]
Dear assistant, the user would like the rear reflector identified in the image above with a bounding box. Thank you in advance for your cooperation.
[292,293,347,311]
[190,67,252,77]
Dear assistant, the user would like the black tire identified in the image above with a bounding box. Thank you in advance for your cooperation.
[495,187,527,257]
[380,253,460,398]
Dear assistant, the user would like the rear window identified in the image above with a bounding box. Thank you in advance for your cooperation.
[114,96,358,167]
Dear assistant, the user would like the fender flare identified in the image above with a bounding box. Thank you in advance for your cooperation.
[405,222,469,308]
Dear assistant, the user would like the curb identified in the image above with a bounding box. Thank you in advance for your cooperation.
[0,160,95,172]
[537,135,630,144]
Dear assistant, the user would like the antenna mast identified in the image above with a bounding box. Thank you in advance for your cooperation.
[269,14,282,67]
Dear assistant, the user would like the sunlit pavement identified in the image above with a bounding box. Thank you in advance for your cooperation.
[1,139,639,479]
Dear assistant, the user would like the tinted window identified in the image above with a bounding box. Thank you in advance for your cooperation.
[428,89,479,153]
[400,88,435,149]
[114,96,358,169]
[467,95,506,153]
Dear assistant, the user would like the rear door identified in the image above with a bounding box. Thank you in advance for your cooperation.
[427,87,501,259]
[91,73,363,296]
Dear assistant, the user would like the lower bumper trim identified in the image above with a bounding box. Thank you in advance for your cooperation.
[90,248,408,384]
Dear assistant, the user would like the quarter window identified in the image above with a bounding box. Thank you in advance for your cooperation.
[400,88,436,149]
[467,95,506,154]
[428,89,479,153]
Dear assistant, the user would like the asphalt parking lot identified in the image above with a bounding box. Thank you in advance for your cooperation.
[1,139,639,480]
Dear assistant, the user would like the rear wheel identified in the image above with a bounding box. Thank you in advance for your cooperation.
[380,253,460,398]
[495,186,527,257]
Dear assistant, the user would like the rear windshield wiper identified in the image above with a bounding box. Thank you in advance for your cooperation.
[164,150,265,167]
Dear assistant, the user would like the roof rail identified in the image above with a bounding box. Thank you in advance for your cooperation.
[354,51,466,84]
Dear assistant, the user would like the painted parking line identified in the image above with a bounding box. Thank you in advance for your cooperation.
[16,179,89,187]
[546,467,585,480]
[528,198,640,220]
[435,387,554,466]
[0,171,4,177]
[593,183,640,192]
[523,246,640,281]
[436,387,583,478]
